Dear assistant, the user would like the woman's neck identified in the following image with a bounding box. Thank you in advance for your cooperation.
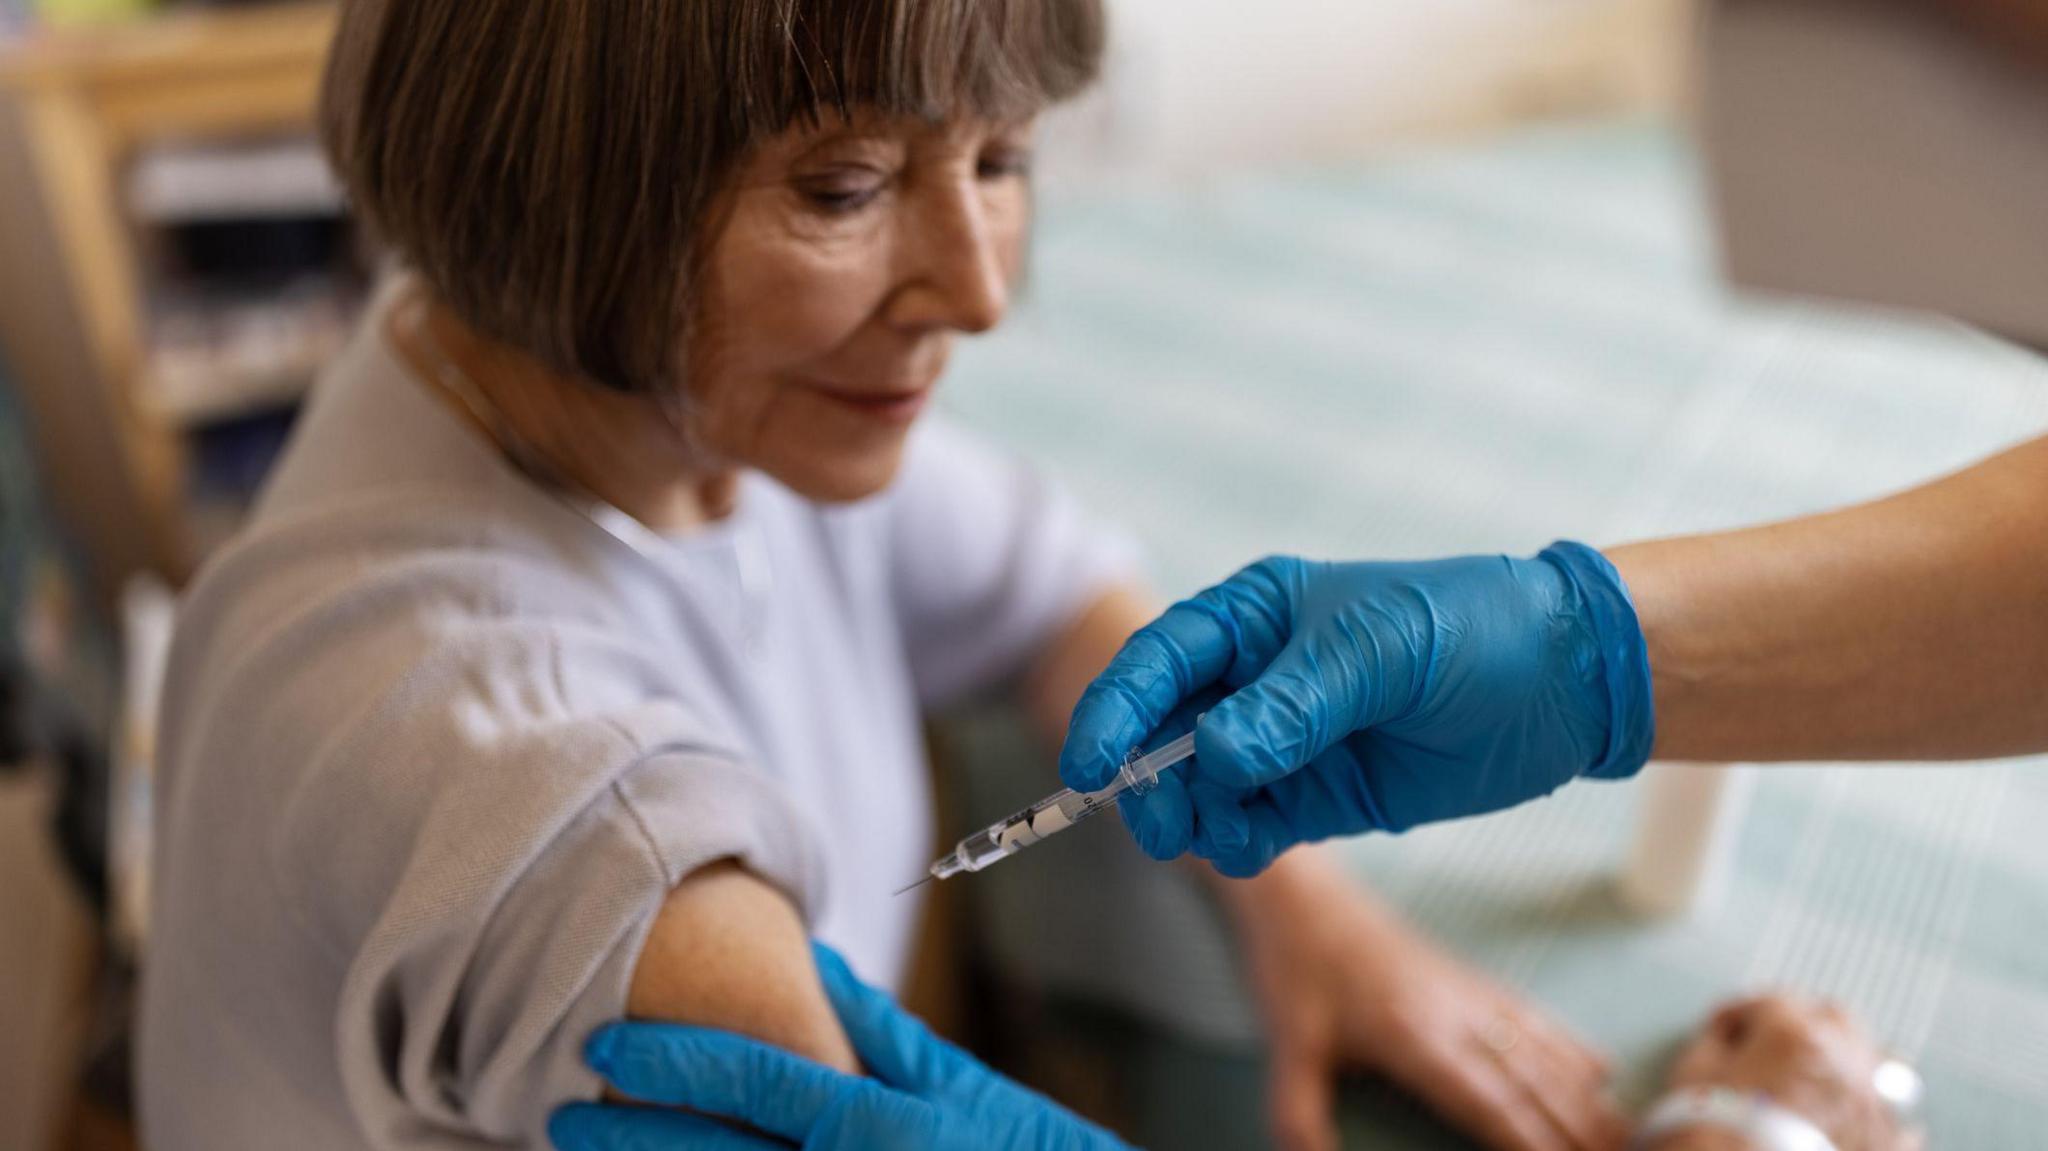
[390,290,738,533]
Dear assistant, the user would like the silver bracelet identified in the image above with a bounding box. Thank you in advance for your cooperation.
[1631,1087,1838,1151]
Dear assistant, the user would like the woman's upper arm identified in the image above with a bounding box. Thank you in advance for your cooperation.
[626,859,859,1075]
[1023,583,1159,743]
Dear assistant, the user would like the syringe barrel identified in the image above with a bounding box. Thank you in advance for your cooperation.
[931,727,1199,881]
[953,784,1120,874]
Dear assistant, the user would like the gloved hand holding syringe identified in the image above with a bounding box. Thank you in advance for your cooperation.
[895,729,1198,895]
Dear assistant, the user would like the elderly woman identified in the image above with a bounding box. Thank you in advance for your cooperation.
[137,3,1627,1151]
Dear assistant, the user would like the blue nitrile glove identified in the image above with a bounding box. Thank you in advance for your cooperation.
[549,942,1136,1151]
[1060,542,1654,878]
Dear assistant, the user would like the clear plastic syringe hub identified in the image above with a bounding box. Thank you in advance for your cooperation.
[1117,729,1196,794]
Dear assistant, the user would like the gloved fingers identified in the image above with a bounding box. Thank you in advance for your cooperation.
[1187,780,1251,858]
[810,947,1124,1148]
[1200,795,1294,879]
[1059,595,1259,792]
[1118,765,1194,860]
[1202,557,1307,687]
[810,942,960,1091]
[583,1021,850,1142]
[547,1102,786,1151]
[1197,631,1370,791]
[1148,688,1228,744]
[1115,689,1228,861]
[1262,746,1394,839]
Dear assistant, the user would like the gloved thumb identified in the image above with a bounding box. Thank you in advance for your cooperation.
[812,942,960,1091]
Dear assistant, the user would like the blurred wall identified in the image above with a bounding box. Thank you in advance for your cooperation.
[1055,0,1695,180]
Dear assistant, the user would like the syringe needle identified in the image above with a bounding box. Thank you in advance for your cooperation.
[892,874,936,897]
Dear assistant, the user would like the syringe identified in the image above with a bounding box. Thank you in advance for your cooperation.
[894,730,1197,895]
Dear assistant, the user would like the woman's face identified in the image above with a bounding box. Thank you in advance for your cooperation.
[685,112,1036,502]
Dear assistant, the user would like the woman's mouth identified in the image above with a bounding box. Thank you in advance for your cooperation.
[811,382,932,425]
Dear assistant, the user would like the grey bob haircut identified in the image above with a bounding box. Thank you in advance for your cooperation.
[321,0,1106,393]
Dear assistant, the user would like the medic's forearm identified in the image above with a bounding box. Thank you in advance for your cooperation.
[1609,434,2048,763]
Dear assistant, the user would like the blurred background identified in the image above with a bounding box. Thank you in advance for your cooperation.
[1,1,2044,1149]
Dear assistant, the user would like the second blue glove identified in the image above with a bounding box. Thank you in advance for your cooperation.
[550,943,1134,1151]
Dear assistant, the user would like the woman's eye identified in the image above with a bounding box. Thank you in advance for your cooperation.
[978,148,1034,181]
[804,187,880,214]
[798,174,885,215]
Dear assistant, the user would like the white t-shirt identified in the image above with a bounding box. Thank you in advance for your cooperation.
[137,285,1138,1150]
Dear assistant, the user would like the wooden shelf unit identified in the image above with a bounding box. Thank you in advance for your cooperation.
[0,2,338,587]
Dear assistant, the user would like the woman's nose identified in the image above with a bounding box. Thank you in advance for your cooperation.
[891,182,1011,335]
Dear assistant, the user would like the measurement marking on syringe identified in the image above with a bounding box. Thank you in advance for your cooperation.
[897,729,1199,894]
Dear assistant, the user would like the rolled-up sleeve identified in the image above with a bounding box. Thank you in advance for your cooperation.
[457,756,825,1144]
[271,648,828,1148]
